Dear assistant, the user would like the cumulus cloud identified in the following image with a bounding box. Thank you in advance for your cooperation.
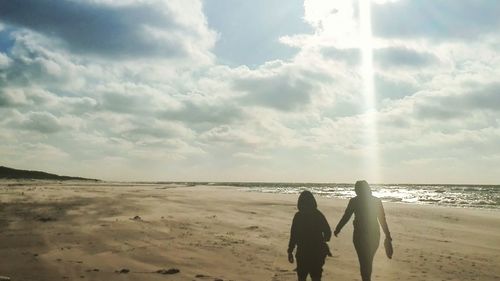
[321,47,360,65]
[200,125,267,148]
[235,74,314,111]
[203,0,312,66]
[232,62,324,112]
[461,83,500,111]
[0,52,9,67]
[0,88,29,107]
[11,111,66,133]
[233,152,272,160]
[322,46,439,69]
[95,82,181,115]
[372,0,500,40]
[116,118,195,144]
[0,0,499,183]
[375,75,418,101]
[161,99,243,126]
[375,47,439,68]
[0,34,91,92]
[413,83,500,121]
[0,0,215,61]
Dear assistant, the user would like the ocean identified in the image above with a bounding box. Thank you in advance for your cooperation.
[204,182,500,209]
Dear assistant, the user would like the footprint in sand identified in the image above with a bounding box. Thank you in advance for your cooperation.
[156,268,180,275]
[271,268,295,281]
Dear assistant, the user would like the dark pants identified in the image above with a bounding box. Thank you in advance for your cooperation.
[353,230,380,281]
[296,254,325,281]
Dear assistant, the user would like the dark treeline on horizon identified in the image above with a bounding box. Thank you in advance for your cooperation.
[0,166,99,181]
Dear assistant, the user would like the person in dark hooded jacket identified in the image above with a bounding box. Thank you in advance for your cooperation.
[288,191,332,281]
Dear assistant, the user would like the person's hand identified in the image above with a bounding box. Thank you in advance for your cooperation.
[288,252,294,263]
[326,247,333,257]
[334,229,340,237]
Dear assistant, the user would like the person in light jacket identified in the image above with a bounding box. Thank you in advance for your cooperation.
[334,180,392,281]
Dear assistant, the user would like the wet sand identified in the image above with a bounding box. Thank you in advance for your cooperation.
[1,181,499,281]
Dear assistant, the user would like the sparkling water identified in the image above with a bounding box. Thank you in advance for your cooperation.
[207,182,500,209]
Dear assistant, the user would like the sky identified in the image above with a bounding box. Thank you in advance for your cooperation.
[0,0,499,184]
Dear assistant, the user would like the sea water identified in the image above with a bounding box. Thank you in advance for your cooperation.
[206,182,500,209]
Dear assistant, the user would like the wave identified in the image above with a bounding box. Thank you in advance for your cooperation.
[219,183,500,209]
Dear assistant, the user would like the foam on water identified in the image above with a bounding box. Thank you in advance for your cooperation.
[216,183,500,209]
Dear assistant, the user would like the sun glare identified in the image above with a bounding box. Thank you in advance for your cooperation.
[359,0,380,183]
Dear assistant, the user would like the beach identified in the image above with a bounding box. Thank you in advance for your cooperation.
[1,181,499,281]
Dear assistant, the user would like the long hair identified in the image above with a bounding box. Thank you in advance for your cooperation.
[354,180,372,197]
[297,190,317,212]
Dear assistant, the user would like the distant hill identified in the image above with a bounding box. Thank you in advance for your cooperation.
[0,166,99,181]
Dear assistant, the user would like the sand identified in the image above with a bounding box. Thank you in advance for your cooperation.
[1,180,499,281]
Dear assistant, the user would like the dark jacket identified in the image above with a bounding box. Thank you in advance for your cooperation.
[288,209,332,258]
[334,195,390,238]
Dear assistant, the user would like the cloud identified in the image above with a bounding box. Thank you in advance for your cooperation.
[5,142,69,161]
[203,0,312,66]
[375,47,439,68]
[233,152,271,160]
[0,25,15,53]
[0,0,215,60]
[372,0,500,40]
[0,52,9,67]
[0,88,29,107]
[233,63,318,111]
[95,83,179,115]
[321,47,360,65]
[461,83,500,111]
[14,111,65,133]
[161,99,243,126]
[411,83,500,121]
[414,101,463,120]
[200,125,266,148]
[322,46,438,68]
[235,75,313,111]
[116,119,195,143]
[0,0,499,183]
[375,75,418,100]
[0,34,91,91]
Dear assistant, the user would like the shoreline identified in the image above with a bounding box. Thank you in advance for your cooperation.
[2,179,499,211]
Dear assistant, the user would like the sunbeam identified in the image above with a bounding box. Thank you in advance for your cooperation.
[359,0,380,183]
